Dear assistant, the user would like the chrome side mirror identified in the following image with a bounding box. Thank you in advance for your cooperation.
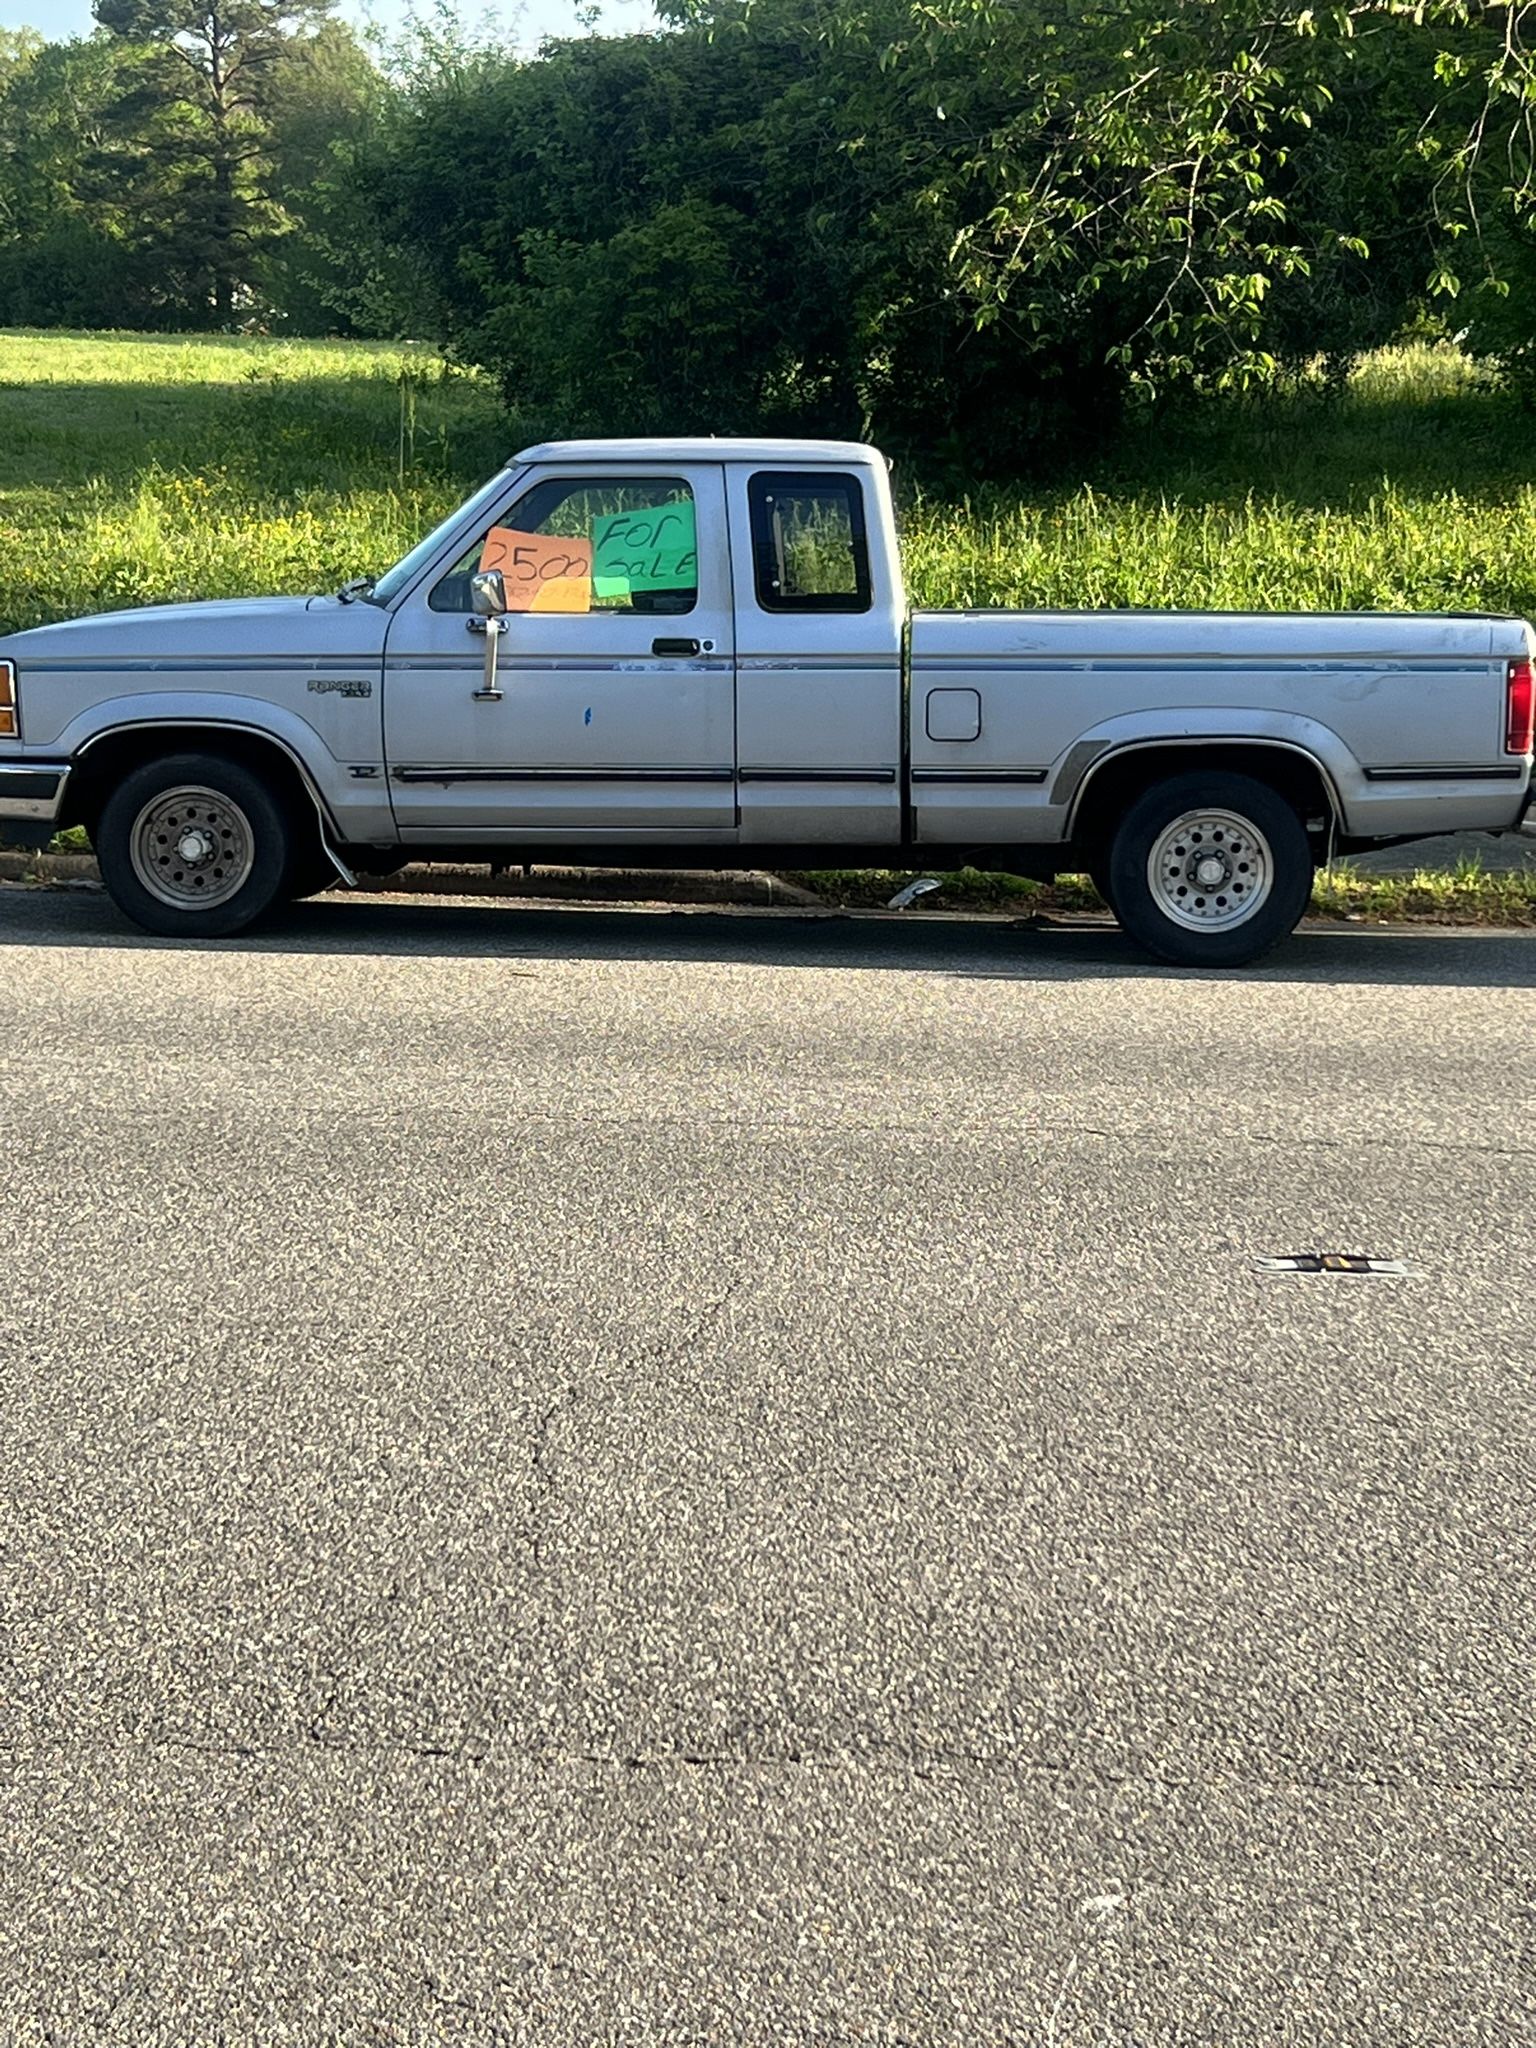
[471,570,508,700]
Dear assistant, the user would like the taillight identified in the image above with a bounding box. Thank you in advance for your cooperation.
[1509,656,1535,756]
[0,660,15,739]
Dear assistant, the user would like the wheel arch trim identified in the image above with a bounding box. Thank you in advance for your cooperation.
[72,715,347,865]
[1060,730,1347,839]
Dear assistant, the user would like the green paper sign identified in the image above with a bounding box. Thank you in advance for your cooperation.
[592,499,697,600]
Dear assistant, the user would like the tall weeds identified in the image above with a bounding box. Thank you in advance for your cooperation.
[4,331,1536,635]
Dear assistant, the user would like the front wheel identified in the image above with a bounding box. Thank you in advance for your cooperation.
[1107,772,1314,967]
[96,752,293,938]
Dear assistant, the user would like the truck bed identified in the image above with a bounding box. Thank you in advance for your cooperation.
[907,608,1530,846]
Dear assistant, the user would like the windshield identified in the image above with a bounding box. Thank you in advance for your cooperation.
[368,469,518,607]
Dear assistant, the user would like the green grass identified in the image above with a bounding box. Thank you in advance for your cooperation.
[1309,856,1536,925]
[901,480,1536,617]
[901,346,1536,618]
[5,332,1536,637]
[0,329,505,633]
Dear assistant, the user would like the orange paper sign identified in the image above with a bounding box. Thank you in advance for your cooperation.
[479,527,592,613]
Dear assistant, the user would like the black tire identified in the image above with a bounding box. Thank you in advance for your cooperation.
[96,751,294,938]
[1107,771,1313,968]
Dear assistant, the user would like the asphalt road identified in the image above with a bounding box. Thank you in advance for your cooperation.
[2,885,1534,2047]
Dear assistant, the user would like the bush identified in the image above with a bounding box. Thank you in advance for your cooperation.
[0,219,153,328]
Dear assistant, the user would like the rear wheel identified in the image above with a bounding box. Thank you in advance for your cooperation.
[1108,771,1313,967]
[97,752,293,938]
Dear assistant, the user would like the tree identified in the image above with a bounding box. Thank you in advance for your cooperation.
[368,1,1395,466]
[366,20,949,436]
[92,0,339,323]
[0,35,152,326]
[253,18,422,333]
[0,26,45,86]
[1397,2,1536,380]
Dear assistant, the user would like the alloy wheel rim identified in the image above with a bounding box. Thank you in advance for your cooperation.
[130,785,256,910]
[1146,807,1273,932]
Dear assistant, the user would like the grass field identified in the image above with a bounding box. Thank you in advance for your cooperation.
[0,330,499,633]
[1,326,1533,921]
[6,328,1536,633]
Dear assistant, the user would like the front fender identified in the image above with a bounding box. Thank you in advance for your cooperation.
[62,690,341,782]
[55,690,391,837]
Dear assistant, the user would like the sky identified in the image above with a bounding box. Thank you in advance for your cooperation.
[0,0,657,52]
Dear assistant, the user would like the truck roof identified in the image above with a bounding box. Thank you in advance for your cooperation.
[510,436,885,467]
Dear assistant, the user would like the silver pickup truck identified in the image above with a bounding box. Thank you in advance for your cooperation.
[2,436,1533,965]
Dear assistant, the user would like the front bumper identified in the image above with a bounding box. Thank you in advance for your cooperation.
[0,761,70,846]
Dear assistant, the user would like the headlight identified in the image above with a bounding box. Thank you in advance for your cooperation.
[0,661,16,739]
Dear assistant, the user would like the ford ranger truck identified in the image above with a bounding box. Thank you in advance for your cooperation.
[1,437,1533,967]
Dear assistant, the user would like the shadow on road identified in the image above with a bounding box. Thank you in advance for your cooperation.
[4,885,1534,990]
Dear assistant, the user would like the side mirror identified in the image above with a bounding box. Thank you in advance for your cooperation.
[471,569,507,700]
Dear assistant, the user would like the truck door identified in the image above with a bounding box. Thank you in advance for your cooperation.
[382,464,737,842]
[727,465,904,845]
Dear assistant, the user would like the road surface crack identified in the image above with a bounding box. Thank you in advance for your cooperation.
[305,1579,402,1749]
[530,1382,579,1568]
[645,1223,755,1382]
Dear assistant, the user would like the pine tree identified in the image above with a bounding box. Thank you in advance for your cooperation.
[93,0,336,323]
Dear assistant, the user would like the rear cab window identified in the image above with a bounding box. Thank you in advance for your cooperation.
[748,471,872,614]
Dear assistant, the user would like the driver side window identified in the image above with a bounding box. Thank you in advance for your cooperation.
[430,476,698,616]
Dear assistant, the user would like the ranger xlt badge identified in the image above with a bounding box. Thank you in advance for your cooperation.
[308,677,373,699]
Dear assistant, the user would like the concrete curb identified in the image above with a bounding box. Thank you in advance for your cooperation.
[0,850,101,887]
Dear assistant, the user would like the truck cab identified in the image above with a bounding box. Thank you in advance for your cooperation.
[374,440,908,852]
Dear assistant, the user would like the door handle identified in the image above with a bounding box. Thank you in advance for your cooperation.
[652,637,701,657]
